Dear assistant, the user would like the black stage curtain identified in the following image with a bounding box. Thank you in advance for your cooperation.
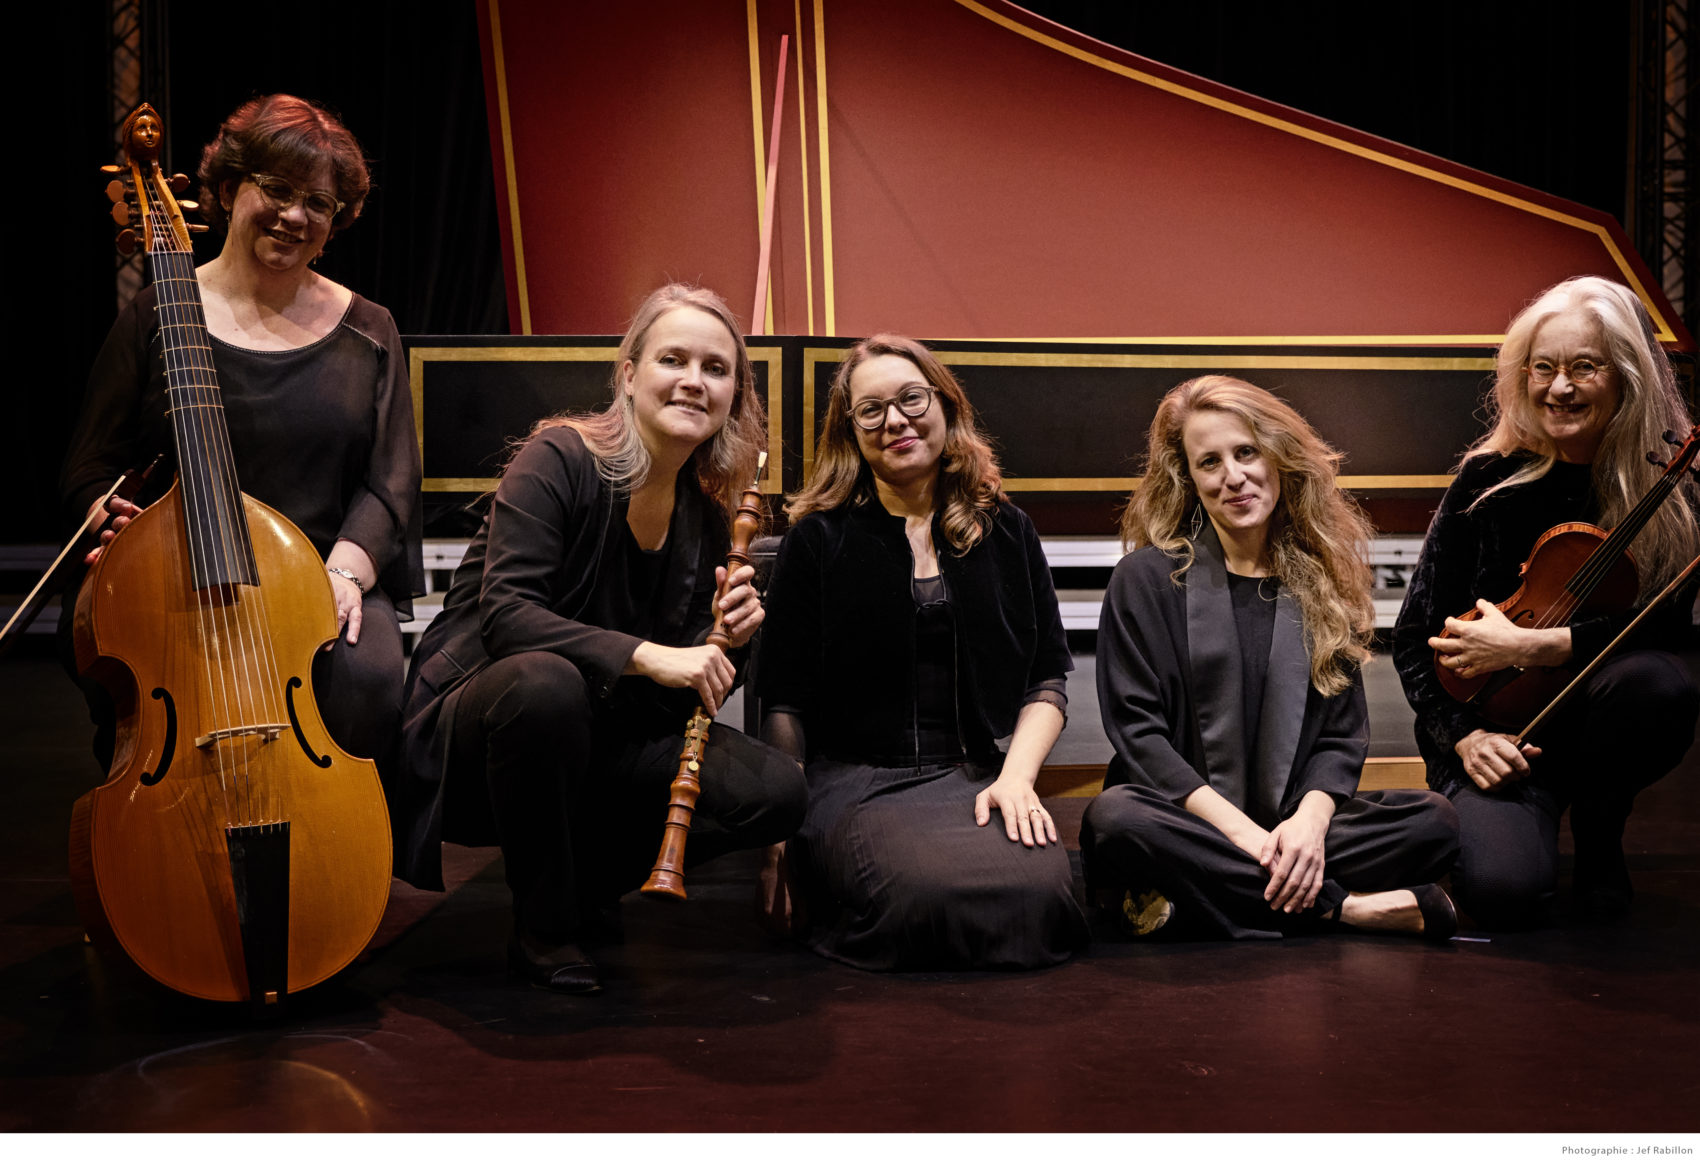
[20,0,503,546]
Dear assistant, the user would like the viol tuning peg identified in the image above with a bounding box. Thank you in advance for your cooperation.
[111,203,130,226]
[115,229,137,255]
[169,173,190,194]
[105,179,127,203]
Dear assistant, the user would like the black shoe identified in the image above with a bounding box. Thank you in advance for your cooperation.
[1573,838,1634,923]
[508,933,603,995]
[1413,884,1457,942]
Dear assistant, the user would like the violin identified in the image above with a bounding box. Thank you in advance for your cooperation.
[1435,425,1700,727]
[68,105,392,1006]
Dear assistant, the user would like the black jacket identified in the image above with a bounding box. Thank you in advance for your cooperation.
[757,496,1071,765]
[393,427,726,888]
[1097,540,1366,827]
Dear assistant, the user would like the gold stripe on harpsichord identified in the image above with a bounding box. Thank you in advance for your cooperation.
[813,0,836,335]
[950,0,1677,346]
[798,345,1469,494]
[746,0,776,333]
[485,0,531,336]
[412,345,787,496]
[749,346,785,493]
[794,0,815,335]
[928,352,1497,372]
[945,336,1508,347]
[801,345,849,484]
[1002,476,1456,493]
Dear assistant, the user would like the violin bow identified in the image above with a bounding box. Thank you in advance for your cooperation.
[0,456,160,655]
[1515,550,1700,745]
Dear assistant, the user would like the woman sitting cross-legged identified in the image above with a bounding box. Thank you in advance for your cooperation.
[1083,376,1460,940]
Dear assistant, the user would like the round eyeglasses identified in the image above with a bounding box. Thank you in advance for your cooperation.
[1527,358,1609,386]
[849,385,934,430]
[247,173,346,222]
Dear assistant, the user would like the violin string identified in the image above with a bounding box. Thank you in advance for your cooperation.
[1526,462,1682,631]
[153,189,258,827]
[169,180,290,829]
[148,196,235,828]
[176,209,274,826]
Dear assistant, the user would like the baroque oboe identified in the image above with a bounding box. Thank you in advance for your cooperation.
[641,453,767,900]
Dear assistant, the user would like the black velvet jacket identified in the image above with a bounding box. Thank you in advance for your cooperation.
[757,497,1072,766]
[1392,452,1693,796]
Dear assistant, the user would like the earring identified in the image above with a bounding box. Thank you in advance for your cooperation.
[1188,502,1203,540]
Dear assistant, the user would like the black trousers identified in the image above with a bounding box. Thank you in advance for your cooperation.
[1447,648,1697,928]
[444,650,806,942]
[1081,785,1460,940]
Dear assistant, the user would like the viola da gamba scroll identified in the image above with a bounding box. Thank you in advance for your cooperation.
[69,104,392,1006]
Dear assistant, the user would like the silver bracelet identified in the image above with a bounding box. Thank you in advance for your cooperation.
[326,566,367,594]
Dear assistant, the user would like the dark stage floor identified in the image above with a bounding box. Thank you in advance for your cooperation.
[2,642,1697,1134]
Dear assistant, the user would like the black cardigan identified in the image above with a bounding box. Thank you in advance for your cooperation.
[756,497,1072,765]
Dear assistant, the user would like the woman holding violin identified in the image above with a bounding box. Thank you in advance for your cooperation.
[1393,276,1700,927]
[61,94,423,780]
[1084,377,1459,941]
[756,335,1088,970]
[395,284,805,994]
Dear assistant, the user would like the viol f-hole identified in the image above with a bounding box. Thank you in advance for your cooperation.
[641,453,767,900]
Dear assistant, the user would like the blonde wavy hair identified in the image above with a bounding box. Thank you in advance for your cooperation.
[1123,375,1375,696]
[1464,275,1699,596]
[786,334,1003,553]
[527,283,767,526]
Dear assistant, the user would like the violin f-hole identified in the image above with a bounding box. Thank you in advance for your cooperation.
[284,676,332,769]
[139,687,176,786]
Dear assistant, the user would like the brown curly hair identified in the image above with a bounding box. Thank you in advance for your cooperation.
[786,334,1004,553]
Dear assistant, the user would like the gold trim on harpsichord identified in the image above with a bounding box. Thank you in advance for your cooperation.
[1004,475,1456,493]
[950,0,1677,347]
[485,0,531,336]
[794,0,815,335]
[800,344,1478,493]
[801,344,848,484]
[929,352,1497,373]
[412,344,787,496]
[813,0,836,335]
[746,0,776,333]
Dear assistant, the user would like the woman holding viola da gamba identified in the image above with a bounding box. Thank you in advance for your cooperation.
[62,94,423,781]
[1393,277,1700,927]
[1084,377,1460,941]
[756,335,1087,970]
[395,284,805,994]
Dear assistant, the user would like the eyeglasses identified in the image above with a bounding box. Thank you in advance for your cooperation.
[247,173,345,222]
[849,385,934,430]
[1527,357,1610,386]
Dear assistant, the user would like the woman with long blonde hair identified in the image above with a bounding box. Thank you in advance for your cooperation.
[395,284,804,994]
[757,334,1087,969]
[1085,376,1459,940]
[1393,276,1700,926]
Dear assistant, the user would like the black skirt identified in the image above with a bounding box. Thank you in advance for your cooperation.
[792,757,1087,971]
